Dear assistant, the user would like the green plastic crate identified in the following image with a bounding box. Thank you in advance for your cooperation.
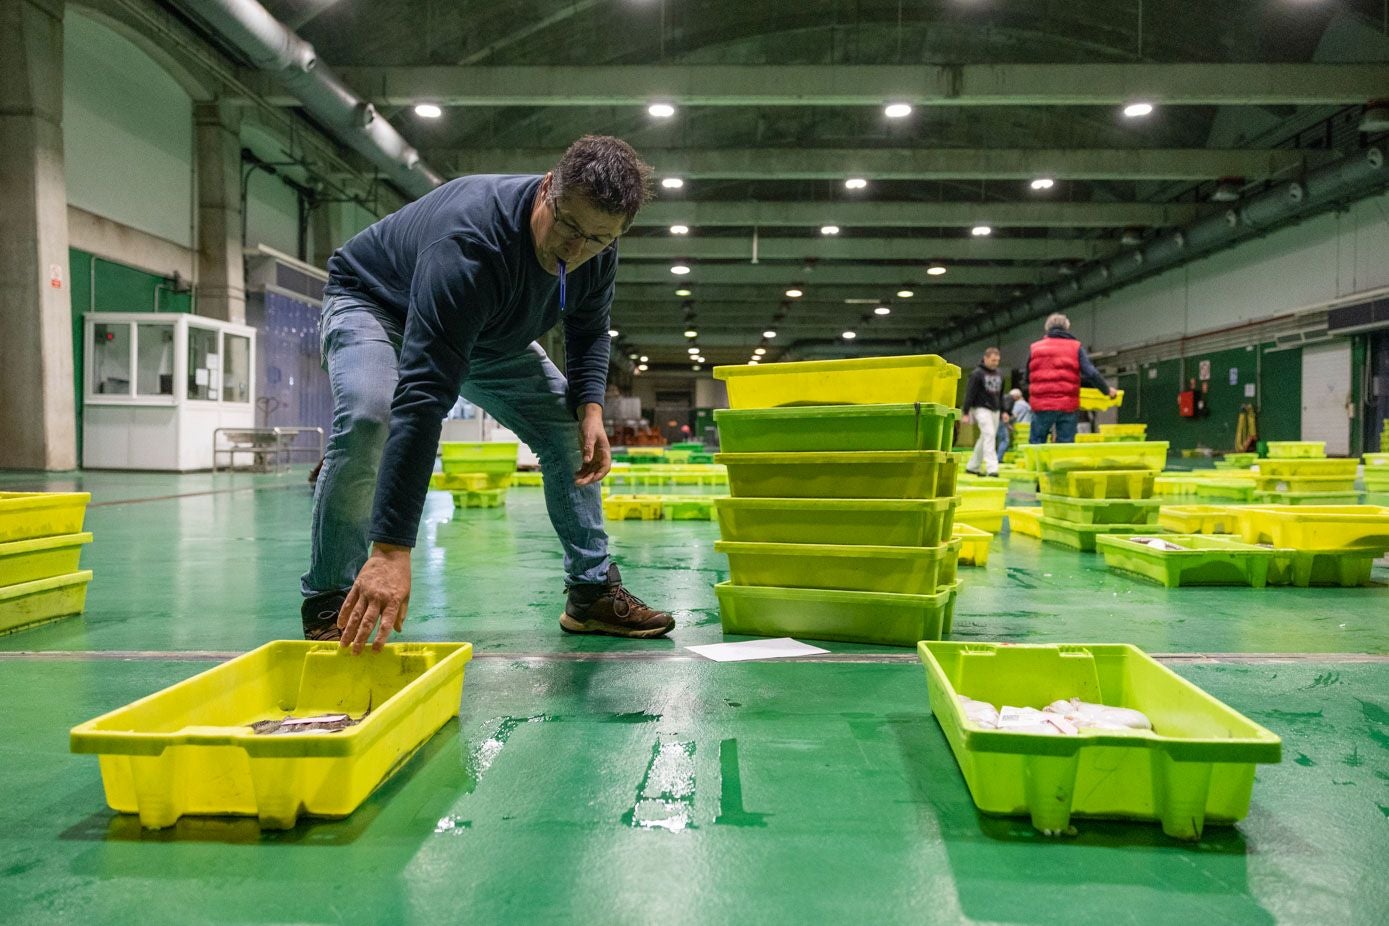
[1265,441,1325,459]
[0,532,93,587]
[715,539,960,595]
[1037,469,1155,499]
[1096,534,1279,587]
[664,498,716,521]
[1267,550,1378,587]
[1157,505,1243,535]
[1038,494,1162,526]
[714,497,958,547]
[716,451,957,500]
[1253,490,1362,506]
[917,642,1281,839]
[716,581,958,647]
[714,403,959,454]
[1039,516,1163,552]
[670,441,705,452]
[1024,441,1169,474]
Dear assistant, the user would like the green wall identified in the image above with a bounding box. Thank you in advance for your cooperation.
[68,248,192,456]
[1116,343,1302,450]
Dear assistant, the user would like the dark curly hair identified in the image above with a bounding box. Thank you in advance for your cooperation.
[551,135,653,225]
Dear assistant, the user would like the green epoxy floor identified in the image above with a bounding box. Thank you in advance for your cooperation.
[1,469,1387,924]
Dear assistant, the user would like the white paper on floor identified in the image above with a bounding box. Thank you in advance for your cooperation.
[686,638,830,662]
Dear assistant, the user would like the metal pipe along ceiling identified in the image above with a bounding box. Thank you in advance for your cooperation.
[185,0,444,198]
[935,146,1387,353]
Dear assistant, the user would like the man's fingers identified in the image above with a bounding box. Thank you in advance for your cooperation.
[338,594,367,648]
[373,603,398,651]
[351,599,381,654]
[337,587,359,630]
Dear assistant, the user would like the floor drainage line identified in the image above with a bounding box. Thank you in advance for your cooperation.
[0,650,1386,665]
[88,483,302,508]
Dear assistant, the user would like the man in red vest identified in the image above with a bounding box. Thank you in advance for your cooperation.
[1024,313,1116,444]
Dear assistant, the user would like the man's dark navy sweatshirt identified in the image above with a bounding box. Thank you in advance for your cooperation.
[324,174,614,548]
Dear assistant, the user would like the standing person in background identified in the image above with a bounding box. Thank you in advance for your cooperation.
[1007,388,1033,427]
[962,347,1004,477]
[1023,313,1116,444]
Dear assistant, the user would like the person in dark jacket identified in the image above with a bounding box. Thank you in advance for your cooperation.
[962,347,1004,476]
[302,136,675,650]
[1023,313,1116,444]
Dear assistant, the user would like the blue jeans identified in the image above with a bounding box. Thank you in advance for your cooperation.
[997,423,1011,457]
[1029,410,1078,444]
[301,293,610,598]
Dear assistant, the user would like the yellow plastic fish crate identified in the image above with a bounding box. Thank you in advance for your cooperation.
[1253,475,1357,494]
[1024,441,1169,474]
[0,532,93,586]
[71,641,472,829]
[451,488,508,508]
[716,538,961,595]
[716,581,958,647]
[717,451,957,500]
[604,496,665,520]
[431,472,494,492]
[1158,505,1243,535]
[0,491,91,543]
[953,524,993,566]
[0,570,93,635]
[511,471,544,487]
[1252,458,1358,478]
[1234,505,1389,551]
[1098,423,1148,439]
[714,354,961,409]
[918,642,1281,839]
[1265,441,1325,459]
[1005,506,1043,538]
[1078,387,1124,411]
[1038,469,1156,499]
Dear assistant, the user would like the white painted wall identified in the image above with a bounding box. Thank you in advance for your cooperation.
[63,12,194,249]
[949,188,1389,368]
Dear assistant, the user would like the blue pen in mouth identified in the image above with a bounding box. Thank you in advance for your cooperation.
[558,258,567,313]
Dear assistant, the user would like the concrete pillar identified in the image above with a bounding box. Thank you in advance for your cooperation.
[194,100,245,322]
[0,0,76,471]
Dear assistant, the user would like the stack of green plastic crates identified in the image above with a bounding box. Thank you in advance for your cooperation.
[1362,452,1389,493]
[711,355,965,646]
[0,492,94,635]
[1027,442,1169,551]
[438,441,518,508]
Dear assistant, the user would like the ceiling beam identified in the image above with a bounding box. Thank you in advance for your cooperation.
[612,283,1001,303]
[438,147,1313,181]
[617,264,1046,286]
[618,236,1115,262]
[632,200,1201,228]
[246,64,1389,106]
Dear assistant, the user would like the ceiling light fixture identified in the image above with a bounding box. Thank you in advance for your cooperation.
[842,330,857,340]
[884,103,912,118]
[637,363,649,371]
[639,355,649,363]
[413,103,442,118]
[754,347,766,356]
[669,224,689,235]
[648,102,676,118]
[874,306,891,316]
[674,288,692,297]
[896,289,914,298]
[763,330,777,339]
[670,264,691,275]
[926,263,947,276]
[820,225,840,236]
[971,225,993,237]
[684,329,699,338]
[1123,101,1154,118]
[661,177,685,189]
[784,288,803,298]
[1030,178,1055,191]
[692,364,702,371]
[748,359,760,365]
[607,328,620,337]
[844,177,868,190]
[688,346,700,354]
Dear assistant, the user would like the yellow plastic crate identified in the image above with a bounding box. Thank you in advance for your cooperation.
[0,532,93,586]
[957,484,1008,513]
[431,472,496,491]
[0,570,93,635]
[717,451,957,500]
[1235,505,1389,551]
[919,642,1281,839]
[1005,506,1043,538]
[1078,387,1124,411]
[1158,505,1243,535]
[1252,458,1358,478]
[716,539,960,595]
[1098,423,1148,438]
[714,354,961,409]
[1265,441,1325,459]
[511,470,544,487]
[439,441,518,462]
[1038,469,1155,499]
[1364,452,1389,469]
[451,488,508,508]
[0,491,91,543]
[716,581,958,647]
[1253,474,1356,494]
[953,523,993,566]
[604,496,665,520]
[71,641,472,829]
[1074,433,1108,443]
[1024,441,1169,474]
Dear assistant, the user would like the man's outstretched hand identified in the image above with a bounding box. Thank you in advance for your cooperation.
[338,542,411,654]
[575,402,612,486]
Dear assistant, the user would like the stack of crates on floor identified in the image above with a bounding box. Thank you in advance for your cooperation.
[711,355,967,647]
[1365,452,1389,494]
[1252,442,1359,505]
[436,442,518,507]
[1026,442,1169,551]
[1001,421,1029,464]
[1235,505,1389,587]
[0,492,93,634]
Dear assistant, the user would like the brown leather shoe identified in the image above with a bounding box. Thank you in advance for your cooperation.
[560,564,675,639]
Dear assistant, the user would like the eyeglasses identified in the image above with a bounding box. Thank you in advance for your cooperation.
[550,197,618,252]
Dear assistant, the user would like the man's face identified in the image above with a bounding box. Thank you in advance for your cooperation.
[535,181,628,275]
[983,351,1000,370]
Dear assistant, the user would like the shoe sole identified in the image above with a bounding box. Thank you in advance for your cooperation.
[559,612,674,639]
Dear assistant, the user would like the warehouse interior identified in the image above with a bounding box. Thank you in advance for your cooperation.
[2,1,1389,923]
